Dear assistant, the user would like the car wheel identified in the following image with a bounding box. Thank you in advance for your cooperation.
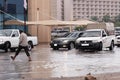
[117,45,120,47]
[98,42,102,51]
[4,42,10,52]
[109,41,114,51]
[68,43,74,50]
[28,42,33,51]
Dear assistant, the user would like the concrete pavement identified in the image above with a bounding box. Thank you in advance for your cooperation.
[0,44,120,80]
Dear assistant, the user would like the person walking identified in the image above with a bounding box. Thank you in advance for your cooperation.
[11,30,32,61]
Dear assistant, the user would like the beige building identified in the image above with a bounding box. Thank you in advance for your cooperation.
[51,0,64,20]
[28,0,51,43]
[27,0,120,43]
[51,0,120,21]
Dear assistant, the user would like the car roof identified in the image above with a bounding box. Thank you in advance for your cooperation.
[86,29,103,31]
[71,31,83,33]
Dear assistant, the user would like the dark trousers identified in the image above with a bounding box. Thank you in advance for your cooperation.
[15,45,30,56]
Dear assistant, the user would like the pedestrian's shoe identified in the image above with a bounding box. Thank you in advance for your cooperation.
[28,56,32,61]
[11,56,15,61]
[29,59,32,61]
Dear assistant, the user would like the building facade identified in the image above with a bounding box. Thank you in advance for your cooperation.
[0,0,51,43]
[51,0,120,21]
[0,0,28,31]
[51,0,64,20]
[28,0,51,43]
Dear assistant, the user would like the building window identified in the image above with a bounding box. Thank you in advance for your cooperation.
[7,4,16,14]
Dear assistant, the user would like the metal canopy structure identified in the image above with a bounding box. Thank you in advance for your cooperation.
[5,20,24,25]
[4,19,97,26]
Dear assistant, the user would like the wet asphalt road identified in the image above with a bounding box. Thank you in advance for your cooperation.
[0,44,120,79]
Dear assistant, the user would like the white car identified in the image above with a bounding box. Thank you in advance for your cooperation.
[0,29,38,52]
[75,29,115,51]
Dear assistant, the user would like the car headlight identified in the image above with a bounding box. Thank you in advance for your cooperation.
[63,40,69,43]
[0,39,3,43]
[92,40,99,43]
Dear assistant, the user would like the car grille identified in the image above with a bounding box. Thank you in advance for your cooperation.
[80,40,92,44]
[53,40,61,44]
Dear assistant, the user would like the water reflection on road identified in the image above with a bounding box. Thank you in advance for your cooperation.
[48,47,120,77]
[0,45,120,79]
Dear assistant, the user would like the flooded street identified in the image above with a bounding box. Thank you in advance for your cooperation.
[0,44,120,79]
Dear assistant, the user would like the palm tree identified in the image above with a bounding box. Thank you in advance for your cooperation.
[115,14,120,22]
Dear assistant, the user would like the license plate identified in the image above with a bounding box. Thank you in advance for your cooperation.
[54,44,57,46]
[81,44,89,46]
[63,45,66,47]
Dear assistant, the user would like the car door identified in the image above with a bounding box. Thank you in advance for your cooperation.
[102,30,110,48]
[10,30,20,47]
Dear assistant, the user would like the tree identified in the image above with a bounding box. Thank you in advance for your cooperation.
[74,25,86,31]
[102,15,110,22]
[114,22,120,27]
[115,14,120,22]
[114,14,120,27]
[91,16,98,21]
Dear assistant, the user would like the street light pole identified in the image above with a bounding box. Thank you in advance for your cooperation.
[37,8,39,38]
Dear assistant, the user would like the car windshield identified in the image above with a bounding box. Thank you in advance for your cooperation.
[0,30,12,36]
[115,28,120,31]
[81,31,101,37]
[66,32,79,38]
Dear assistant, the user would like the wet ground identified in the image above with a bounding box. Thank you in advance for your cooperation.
[0,44,120,80]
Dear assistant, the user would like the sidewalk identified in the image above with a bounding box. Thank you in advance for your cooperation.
[0,44,120,80]
[24,72,120,80]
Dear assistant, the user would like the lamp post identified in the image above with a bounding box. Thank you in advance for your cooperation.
[37,8,39,38]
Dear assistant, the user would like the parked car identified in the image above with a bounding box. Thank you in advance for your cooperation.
[50,31,83,50]
[0,29,38,52]
[115,35,120,47]
[115,27,120,36]
[75,23,115,51]
[51,30,69,38]
[115,27,120,47]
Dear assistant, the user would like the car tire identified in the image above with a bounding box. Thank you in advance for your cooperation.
[28,41,33,51]
[4,42,10,52]
[109,41,114,51]
[98,42,102,51]
[68,43,74,50]
[117,45,120,47]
